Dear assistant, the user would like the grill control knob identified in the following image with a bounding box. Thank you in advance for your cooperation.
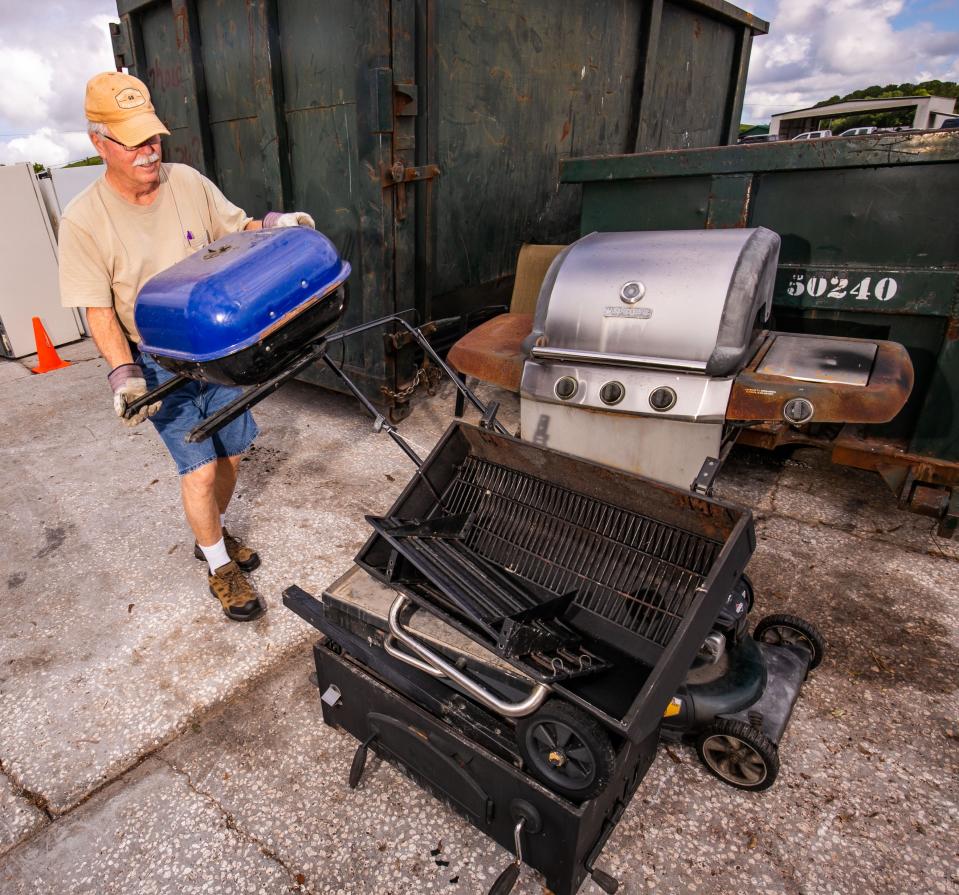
[554,376,578,400]
[599,381,625,406]
[649,386,677,412]
[783,397,814,425]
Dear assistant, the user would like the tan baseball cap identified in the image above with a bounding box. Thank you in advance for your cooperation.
[85,72,170,147]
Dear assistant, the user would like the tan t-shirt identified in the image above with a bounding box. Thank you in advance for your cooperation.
[58,163,252,342]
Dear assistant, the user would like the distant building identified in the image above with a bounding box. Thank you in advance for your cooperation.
[769,95,957,138]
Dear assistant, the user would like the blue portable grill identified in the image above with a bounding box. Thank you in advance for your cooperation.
[127,227,355,442]
[125,227,492,448]
[136,227,350,387]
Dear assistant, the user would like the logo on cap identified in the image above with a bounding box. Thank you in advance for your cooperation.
[115,88,146,110]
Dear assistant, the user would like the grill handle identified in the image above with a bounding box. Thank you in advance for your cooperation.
[387,595,550,719]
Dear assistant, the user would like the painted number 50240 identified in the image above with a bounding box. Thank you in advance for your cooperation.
[786,273,899,302]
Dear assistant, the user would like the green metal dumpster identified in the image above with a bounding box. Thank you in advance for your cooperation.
[561,131,959,531]
[110,0,767,410]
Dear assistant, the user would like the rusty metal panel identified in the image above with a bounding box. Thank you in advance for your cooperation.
[117,0,765,404]
[638,4,737,152]
[274,0,393,387]
[727,335,913,425]
[430,0,646,308]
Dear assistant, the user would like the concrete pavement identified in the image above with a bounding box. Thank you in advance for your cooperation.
[0,340,956,894]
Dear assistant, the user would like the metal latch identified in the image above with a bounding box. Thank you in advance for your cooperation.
[383,320,438,352]
[690,456,721,495]
[384,162,440,221]
[385,162,440,185]
[320,685,342,707]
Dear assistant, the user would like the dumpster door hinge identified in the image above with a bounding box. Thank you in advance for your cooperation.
[394,82,418,117]
[110,20,133,70]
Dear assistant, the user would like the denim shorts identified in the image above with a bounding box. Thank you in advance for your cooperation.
[137,351,259,476]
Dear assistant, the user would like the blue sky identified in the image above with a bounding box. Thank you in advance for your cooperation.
[0,0,957,164]
[894,0,959,31]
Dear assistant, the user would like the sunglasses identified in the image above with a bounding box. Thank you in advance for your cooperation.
[100,133,162,153]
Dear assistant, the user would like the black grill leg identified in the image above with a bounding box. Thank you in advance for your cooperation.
[349,733,376,789]
[454,371,467,419]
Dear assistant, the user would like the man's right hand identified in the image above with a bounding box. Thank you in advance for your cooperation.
[108,363,162,427]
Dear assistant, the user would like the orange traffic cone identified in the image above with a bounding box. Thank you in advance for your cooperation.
[30,317,71,374]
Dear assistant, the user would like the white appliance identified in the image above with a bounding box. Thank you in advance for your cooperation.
[0,163,84,357]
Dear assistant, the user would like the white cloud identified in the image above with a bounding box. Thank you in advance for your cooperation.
[0,3,116,166]
[0,48,55,129]
[743,0,959,122]
[1,127,92,167]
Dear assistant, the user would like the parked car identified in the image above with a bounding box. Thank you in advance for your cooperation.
[940,118,959,129]
[839,126,878,137]
[738,134,781,144]
[793,130,832,140]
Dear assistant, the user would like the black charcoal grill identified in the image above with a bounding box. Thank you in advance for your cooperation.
[357,420,754,751]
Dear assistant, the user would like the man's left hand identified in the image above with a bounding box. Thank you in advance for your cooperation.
[266,211,315,229]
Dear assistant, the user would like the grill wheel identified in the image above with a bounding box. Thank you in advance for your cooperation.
[516,700,615,801]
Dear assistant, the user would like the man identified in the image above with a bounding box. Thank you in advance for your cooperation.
[59,71,314,622]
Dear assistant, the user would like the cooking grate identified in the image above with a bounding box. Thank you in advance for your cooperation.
[438,456,721,650]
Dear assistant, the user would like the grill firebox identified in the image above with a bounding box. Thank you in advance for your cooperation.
[358,421,754,743]
[444,456,720,651]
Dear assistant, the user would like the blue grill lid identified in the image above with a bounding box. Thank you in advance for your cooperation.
[135,228,350,362]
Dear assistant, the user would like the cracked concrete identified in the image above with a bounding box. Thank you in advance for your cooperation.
[154,755,312,893]
[0,758,298,895]
[0,769,46,859]
[0,342,956,894]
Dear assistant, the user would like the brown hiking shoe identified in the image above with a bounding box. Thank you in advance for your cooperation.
[208,561,264,622]
[194,528,261,572]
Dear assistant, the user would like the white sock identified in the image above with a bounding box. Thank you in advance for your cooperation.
[200,537,231,573]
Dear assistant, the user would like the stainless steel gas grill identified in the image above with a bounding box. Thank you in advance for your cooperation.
[520,228,769,487]
[449,227,913,492]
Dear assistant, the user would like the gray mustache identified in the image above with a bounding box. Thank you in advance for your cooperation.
[133,152,161,167]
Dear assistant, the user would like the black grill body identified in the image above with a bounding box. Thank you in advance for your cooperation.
[357,422,755,744]
[311,631,657,895]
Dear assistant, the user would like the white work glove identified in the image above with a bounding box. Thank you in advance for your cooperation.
[264,211,315,229]
[108,363,162,427]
